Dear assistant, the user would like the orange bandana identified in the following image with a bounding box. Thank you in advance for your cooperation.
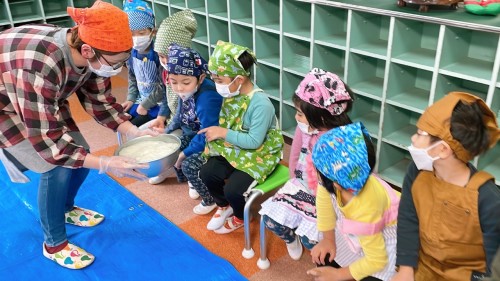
[67,1,132,52]
[417,92,500,162]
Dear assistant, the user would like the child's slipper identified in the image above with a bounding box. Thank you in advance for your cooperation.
[43,242,94,269]
[214,216,244,234]
[65,206,104,227]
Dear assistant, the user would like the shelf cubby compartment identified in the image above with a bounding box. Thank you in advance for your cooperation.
[14,19,43,27]
[350,11,390,58]
[254,0,279,32]
[377,142,412,187]
[187,0,205,14]
[191,41,209,62]
[229,0,252,26]
[9,0,42,23]
[208,18,229,47]
[192,13,208,44]
[350,95,381,138]
[282,104,297,137]
[282,36,310,75]
[381,104,418,149]
[111,0,123,9]
[153,3,169,27]
[314,5,347,49]
[439,26,498,83]
[391,18,440,70]
[386,63,432,113]
[0,1,10,25]
[72,0,93,8]
[347,53,385,100]
[282,71,303,103]
[256,64,280,100]
[490,87,500,126]
[282,0,311,39]
[255,29,280,67]
[270,99,280,124]
[206,0,228,19]
[46,16,73,28]
[41,0,70,18]
[154,0,169,6]
[477,143,500,185]
[312,45,345,80]
[168,0,185,8]
[231,23,253,50]
[434,74,488,104]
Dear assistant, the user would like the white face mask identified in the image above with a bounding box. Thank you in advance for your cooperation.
[297,120,318,135]
[215,76,242,98]
[407,141,443,171]
[87,59,122,77]
[176,86,198,101]
[132,35,152,52]
[160,60,168,71]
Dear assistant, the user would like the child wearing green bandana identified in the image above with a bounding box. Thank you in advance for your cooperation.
[198,41,284,234]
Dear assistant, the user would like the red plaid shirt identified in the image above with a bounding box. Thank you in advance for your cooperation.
[0,25,129,168]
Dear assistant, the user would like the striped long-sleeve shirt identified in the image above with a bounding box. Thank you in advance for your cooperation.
[0,25,129,168]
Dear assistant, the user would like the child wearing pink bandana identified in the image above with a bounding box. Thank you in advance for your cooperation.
[259,68,354,260]
[308,122,400,281]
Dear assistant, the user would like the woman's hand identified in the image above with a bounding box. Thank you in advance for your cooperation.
[391,266,415,281]
[198,126,228,142]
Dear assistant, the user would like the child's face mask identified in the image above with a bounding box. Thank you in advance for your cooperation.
[132,34,152,52]
[407,141,443,171]
[215,76,242,98]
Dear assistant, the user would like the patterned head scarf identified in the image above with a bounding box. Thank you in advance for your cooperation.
[312,122,372,196]
[417,91,500,162]
[123,0,155,31]
[295,68,352,115]
[208,40,256,77]
[67,0,132,52]
[154,9,197,55]
[166,43,208,77]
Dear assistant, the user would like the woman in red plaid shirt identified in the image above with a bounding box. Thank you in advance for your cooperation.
[0,1,157,269]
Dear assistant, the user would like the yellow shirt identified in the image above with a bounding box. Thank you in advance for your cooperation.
[316,175,400,280]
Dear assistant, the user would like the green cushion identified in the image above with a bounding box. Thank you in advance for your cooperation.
[465,3,500,16]
[254,164,289,193]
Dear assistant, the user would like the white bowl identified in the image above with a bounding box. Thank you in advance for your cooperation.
[114,134,181,177]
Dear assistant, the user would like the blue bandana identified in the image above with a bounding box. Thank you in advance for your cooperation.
[123,0,155,30]
[312,122,371,196]
[166,43,208,77]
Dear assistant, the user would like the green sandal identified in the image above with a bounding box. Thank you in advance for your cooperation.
[43,242,94,269]
[65,206,105,227]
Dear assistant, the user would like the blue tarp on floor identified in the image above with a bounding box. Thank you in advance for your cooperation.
[0,167,246,281]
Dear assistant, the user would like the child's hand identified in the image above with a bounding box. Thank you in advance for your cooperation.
[136,104,148,115]
[390,266,415,281]
[198,126,228,142]
[174,152,186,169]
[311,238,336,265]
[148,116,166,133]
[307,266,342,281]
[121,101,133,112]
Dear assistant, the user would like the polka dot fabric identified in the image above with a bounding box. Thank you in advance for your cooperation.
[154,9,197,55]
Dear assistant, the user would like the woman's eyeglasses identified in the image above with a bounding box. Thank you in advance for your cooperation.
[94,50,130,70]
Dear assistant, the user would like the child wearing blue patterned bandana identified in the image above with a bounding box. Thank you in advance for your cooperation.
[121,0,165,127]
[308,122,400,281]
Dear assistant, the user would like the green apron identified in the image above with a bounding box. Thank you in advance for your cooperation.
[204,89,284,183]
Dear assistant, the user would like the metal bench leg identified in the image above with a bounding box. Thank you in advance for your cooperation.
[117,132,123,146]
[257,214,271,269]
[242,190,262,259]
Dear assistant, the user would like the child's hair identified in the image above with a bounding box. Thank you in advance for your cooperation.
[237,51,256,76]
[292,84,355,130]
[450,101,491,157]
[319,133,376,194]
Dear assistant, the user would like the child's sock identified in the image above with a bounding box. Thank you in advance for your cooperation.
[45,240,69,254]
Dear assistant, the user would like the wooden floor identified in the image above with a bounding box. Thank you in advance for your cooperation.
[70,69,314,280]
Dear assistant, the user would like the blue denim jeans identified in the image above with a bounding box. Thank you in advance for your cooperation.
[37,166,89,247]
